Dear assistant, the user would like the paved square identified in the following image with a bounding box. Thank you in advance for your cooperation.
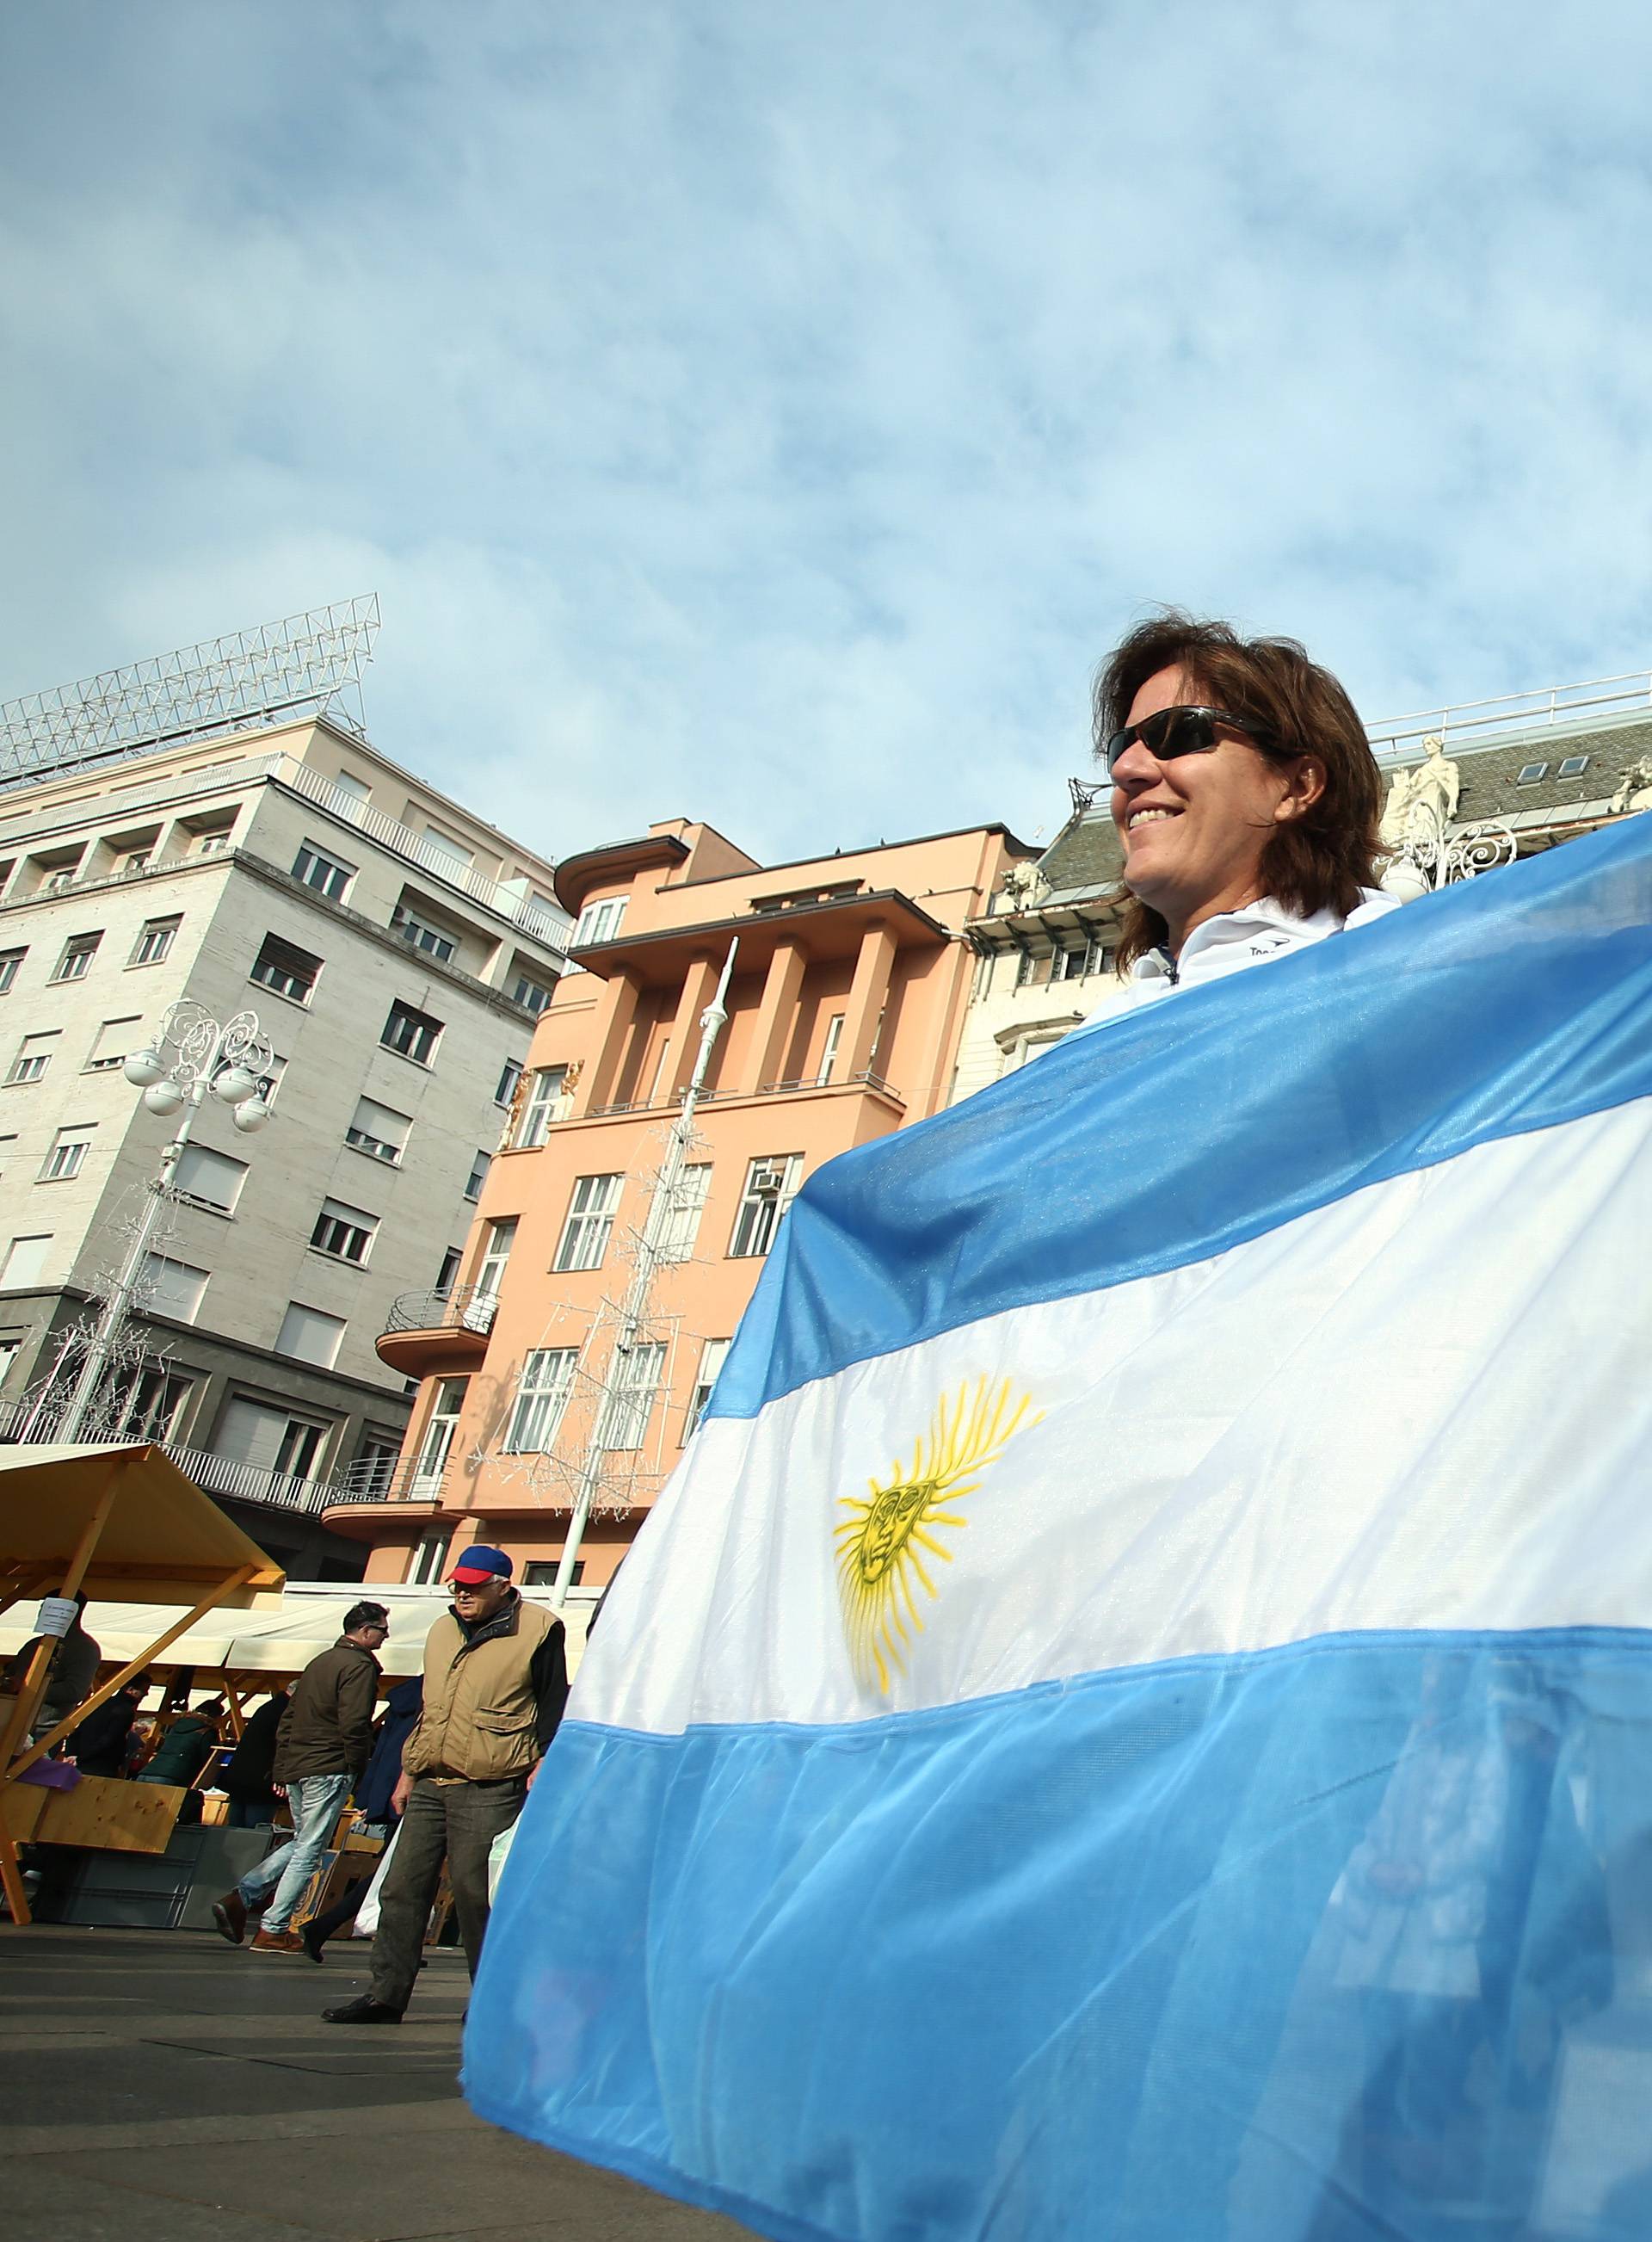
[0,1926,748,2240]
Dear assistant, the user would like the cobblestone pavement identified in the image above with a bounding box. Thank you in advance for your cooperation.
[0,1925,749,2241]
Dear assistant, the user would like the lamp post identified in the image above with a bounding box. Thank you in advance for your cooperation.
[49,1002,274,1445]
[1383,800,1519,901]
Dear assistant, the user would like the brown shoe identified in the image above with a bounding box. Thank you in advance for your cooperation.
[212,1892,249,1945]
[249,1927,305,1957]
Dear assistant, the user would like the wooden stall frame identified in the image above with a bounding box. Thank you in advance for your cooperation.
[1,1553,260,1925]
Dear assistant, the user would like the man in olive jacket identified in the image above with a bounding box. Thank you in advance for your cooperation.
[213,1601,389,1955]
[324,1548,566,2023]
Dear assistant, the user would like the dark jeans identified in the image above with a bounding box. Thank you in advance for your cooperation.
[370,1776,527,2013]
[225,1797,274,1829]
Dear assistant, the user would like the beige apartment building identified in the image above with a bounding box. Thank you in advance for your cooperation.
[0,614,568,1577]
[323,813,1032,1590]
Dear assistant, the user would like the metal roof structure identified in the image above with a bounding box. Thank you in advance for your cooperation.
[0,595,379,794]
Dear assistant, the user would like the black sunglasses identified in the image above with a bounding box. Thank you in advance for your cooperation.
[1103,704,1274,778]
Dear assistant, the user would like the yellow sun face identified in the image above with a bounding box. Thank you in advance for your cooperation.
[835,1375,1040,1695]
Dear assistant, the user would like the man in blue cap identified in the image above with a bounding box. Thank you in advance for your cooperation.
[323,1547,567,2025]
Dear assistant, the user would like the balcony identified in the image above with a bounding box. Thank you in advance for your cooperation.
[376,1284,498,1380]
[0,1401,365,1518]
[319,1455,451,1541]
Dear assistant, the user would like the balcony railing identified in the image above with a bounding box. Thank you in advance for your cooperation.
[0,1400,373,1517]
[0,748,570,954]
[324,1455,448,1507]
[381,1284,499,1340]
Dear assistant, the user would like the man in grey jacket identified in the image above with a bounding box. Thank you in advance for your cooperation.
[212,1601,388,1956]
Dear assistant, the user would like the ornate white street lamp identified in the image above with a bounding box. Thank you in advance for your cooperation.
[49,1003,275,1443]
[1383,799,1519,902]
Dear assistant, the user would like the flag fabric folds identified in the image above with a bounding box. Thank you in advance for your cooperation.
[466,815,1652,2241]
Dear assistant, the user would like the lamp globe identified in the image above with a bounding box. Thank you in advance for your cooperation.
[231,1099,271,1134]
[143,1080,186,1118]
[122,1048,167,1088]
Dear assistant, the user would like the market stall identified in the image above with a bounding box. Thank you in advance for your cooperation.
[0,1441,282,1924]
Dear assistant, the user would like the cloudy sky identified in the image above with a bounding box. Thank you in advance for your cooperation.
[3,3,1649,864]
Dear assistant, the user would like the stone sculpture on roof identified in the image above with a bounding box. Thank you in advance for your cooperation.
[1380,733,1462,850]
[1609,756,1652,815]
[999,859,1049,911]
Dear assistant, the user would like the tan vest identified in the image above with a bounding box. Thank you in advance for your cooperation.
[403,1597,559,1783]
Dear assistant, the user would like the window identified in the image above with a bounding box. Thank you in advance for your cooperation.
[275,1418,327,1479]
[463,1149,491,1201]
[293,839,355,902]
[194,827,234,856]
[686,1337,730,1440]
[495,1058,524,1109]
[131,916,180,967]
[145,1254,208,1323]
[8,1033,58,1085]
[817,1014,845,1086]
[86,1016,142,1072]
[502,1347,579,1453]
[412,1376,468,1490]
[106,1364,194,1442]
[554,1173,622,1272]
[511,971,553,1015]
[422,823,473,873]
[275,1301,346,1368]
[0,948,24,995]
[524,1559,583,1588]
[1,1234,52,1288]
[254,1054,287,1109]
[351,1434,401,1497]
[51,932,102,983]
[475,1218,517,1300]
[391,905,458,964]
[44,864,80,893]
[213,1396,330,1475]
[515,1065,569,1147]
[656,1163,711,1262]
[408,1534,449,1584]
[40,1127,94,1183]
[572,895,626,947]
[250,931,322,1004]
[1014,948,1037,989]
[119,849,151,876]
[1558,755,1591,778]
[382,998,442,1065]
[332,771,373,808]
[1517,762,1549,785]
[173,1142,249,1214]
[435,1244,464,1293]
[596,1340,666,1451]
[0,1336,24,1389]
[0,1133,15,1175]
[730,1153,802,1259]
[346,1096,411,1165]
[310,1197,379,1264]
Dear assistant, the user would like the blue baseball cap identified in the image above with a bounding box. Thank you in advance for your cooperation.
[448,1544,513,1585]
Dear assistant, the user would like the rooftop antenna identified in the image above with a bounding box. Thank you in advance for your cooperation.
[0,595,380,792]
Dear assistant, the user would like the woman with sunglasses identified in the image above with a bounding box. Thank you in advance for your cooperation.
[1087,612,1395,1014]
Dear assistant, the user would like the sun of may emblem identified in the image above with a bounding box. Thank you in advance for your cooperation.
[835,1374,1040,1695]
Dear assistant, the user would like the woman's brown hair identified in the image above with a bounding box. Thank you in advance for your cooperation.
[1094,612,1385,972]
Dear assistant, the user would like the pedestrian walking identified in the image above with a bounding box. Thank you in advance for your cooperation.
[212,1602,389,1955]
[324,1550,565,2024]
[300,1676,422,1961]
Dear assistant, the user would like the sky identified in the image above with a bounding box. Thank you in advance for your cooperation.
[3,3,1651,867]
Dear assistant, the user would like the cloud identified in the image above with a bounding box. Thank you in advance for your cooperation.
[3,1,1650,863]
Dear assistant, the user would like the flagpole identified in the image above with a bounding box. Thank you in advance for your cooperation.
[549,938,738,1607]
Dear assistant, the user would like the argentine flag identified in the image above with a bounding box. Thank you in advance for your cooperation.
[468,815,1652,2241]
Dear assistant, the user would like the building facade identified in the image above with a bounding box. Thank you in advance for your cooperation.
[326,815,1031,1588]
[0,703,567,1577]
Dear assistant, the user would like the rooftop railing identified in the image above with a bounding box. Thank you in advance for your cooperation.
[0,749,570,953]
[1367,671,1652,760]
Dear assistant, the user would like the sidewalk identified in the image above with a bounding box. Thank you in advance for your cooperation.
[0,1925,746,2240]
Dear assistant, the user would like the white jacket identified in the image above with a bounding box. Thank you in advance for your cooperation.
[1069,888,1399,1040]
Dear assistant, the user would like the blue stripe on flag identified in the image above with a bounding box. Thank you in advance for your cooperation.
[466,1631,1651,2241]
[711,816,1652,1420]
